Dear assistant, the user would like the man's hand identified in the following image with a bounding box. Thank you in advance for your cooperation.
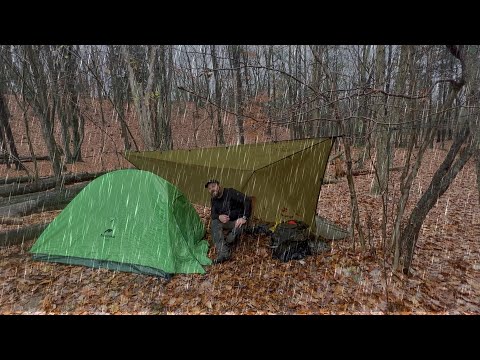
[219,214,230,223]
[234,217,247,228]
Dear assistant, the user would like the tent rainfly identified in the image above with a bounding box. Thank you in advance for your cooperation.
[30,169,211,278]
[125,138,334,230]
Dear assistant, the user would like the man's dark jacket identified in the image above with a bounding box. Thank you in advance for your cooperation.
[210,188,252,221]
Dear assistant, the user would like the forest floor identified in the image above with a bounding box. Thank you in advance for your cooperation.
[0,101,479,314]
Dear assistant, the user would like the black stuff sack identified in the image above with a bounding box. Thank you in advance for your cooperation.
[270,220,312,262]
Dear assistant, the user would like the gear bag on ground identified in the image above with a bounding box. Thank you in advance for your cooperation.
[270,220,312,262]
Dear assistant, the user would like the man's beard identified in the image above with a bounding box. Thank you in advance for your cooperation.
[211,189,222,199]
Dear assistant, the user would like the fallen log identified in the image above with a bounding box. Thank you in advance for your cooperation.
[0,200,37,218]
[0,182,88,217]
[351,166,404,177]
[0,174,35,185]
[0,171,106,198]
[0,189,49,207]
[0,217,23,225]
[0,155,49,164]
[322,176,340,185]
[0,181,92,207]
[0,222,50,247]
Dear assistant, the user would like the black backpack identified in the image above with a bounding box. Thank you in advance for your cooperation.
[270,221,312,262]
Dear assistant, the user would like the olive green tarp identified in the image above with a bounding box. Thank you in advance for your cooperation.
[125,138,334,230]
[30,169,211,278]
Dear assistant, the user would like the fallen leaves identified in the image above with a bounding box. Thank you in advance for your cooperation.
[0,145,479,314]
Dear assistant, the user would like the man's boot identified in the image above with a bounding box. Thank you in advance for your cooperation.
[213,242,231,263]
[212,254,230,264]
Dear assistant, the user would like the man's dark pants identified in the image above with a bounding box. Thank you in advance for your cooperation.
[211,219,245,260]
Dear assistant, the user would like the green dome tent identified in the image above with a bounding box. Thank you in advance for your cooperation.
[30,169,211,278]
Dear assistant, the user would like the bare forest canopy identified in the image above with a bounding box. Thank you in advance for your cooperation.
[0,45,479,277]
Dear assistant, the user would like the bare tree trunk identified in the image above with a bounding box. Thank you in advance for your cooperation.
[86,46,108,169]
[12,63,39,179]
[0,124,8,163]
[287,46,296,140]
[401,129,475,273]
[476,150,480,205]
[201,46,217,145]
[54,45,84,163]
[391,45,411,150]
[353,46,371,167]
[107,45,131,151]
[395,45,473,272]
[210,45,225,145]
[393,97,452,270]
[386,45,411,262]
[57,103,73,162]
[323,54,365,249]
[229,45,245,144]
[68,46,84,162]
[0,46,24,171]
[303,45,313,137]
[22,108,38,180]
[292,45,304,139]
[309,45,322,138]
[0,93,24,170]
[265,46,274,137]
[51,45,73,163]
[242,47,251,99]
[372,45,389,195]
[344,135,366,250]
[391,129,418,267]
[121,45,158,150]
[271,46,277,139]
[156,45,173,151]
[24,46,64,186]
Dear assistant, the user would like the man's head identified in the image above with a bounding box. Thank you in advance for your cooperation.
[205,179,222,198]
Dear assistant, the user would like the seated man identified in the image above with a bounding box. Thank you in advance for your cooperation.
[205,179,252,264]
